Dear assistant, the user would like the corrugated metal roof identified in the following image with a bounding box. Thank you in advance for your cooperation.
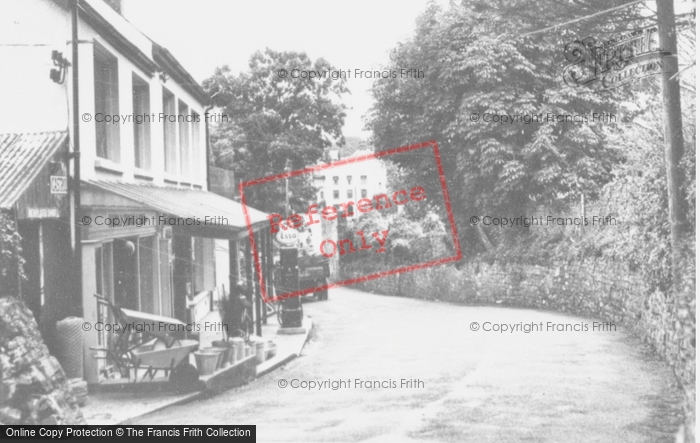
[0,131,68,209]
[84,180,269,233]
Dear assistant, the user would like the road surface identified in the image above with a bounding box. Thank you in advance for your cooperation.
[132,287,683,442]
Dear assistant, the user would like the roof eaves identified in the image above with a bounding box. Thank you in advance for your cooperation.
[51,0,158,77]
[0,131,69,210]
[152,42,210,105]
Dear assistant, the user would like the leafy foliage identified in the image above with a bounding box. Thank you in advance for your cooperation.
[366,0,650,253]
[485,84,695,295]
[0,211,25,297]
[588,86,696,293]
[203,49,348,214]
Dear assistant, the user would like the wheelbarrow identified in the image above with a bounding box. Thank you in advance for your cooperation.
[126,337,199,382]
[90,294,200,388]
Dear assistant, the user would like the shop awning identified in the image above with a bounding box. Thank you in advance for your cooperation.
[0,131,68,210]
[83,180,269,238]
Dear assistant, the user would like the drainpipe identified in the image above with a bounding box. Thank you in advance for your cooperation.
[203,91,220,192]
[71,0,83,312]
[204,104,213,192]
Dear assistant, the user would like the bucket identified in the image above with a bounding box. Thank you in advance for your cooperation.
[211,341,233,367]
[266,342,278,360]
[231,338,245,363]
[254,341,266,364]
[199,347,226,369]
[56,317,85,379]
[220,347,233,367]
[194,351,219,376]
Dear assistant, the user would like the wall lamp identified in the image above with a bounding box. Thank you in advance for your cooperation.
[50,50,70,84]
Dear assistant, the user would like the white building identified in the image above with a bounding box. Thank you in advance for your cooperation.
[0,0,271,384]
[306,147,387,253]
[316,147,387,209]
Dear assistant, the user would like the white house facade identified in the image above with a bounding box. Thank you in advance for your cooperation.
[0,0,271,384]
[306,148,388,253]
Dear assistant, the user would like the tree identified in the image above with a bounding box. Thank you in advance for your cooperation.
[203,49,349,214]
[367,0,648,254]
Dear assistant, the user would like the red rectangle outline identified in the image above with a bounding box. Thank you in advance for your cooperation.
[240,140,462,302]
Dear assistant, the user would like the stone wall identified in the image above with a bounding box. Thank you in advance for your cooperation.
[342,258,695,440]
[0,297,85,425]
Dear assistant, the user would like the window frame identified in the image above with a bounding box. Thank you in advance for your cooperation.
[162,87,177,174]
[132,73,151,170]
[93,44,120,162]
[178,100,190,178]
[191,111,201,182]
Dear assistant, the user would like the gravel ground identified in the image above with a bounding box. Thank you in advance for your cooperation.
[130,286,684,442]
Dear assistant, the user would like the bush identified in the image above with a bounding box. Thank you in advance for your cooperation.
[0,211,25,297]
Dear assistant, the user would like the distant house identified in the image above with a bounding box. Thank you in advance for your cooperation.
[307,147,388,253]
[0,0,272,384]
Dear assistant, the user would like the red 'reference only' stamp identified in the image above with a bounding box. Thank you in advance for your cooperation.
[240,140,462,302]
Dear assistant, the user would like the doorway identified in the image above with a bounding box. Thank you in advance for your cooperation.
[113,237,138,310]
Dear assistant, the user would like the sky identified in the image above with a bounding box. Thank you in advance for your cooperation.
[123,0,445,139]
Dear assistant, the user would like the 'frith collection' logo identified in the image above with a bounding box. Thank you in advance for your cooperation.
[563,26,673,91]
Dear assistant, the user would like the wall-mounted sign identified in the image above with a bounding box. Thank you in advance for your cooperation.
[16,155,67,220]
[26,208,60,218]
[50,176,67,194]
[275,229,299,246]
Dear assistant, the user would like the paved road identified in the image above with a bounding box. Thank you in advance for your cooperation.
[132,287,683,442]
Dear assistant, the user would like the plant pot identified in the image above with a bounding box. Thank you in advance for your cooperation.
[193,351,219,376]
[254,341,266,364]
[211,341,234,367]
[266,342,277,360]
[231,338,245,363]
[199,347,226,369]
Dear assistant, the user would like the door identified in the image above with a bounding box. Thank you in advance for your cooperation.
[172,235,192,324]
[113,237,138,310]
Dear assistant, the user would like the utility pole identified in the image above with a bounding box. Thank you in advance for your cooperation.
[285,176,290,217]
[655,0,686,291]
[284,160,291,217]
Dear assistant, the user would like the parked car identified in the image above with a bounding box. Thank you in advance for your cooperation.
[298,252,330,301]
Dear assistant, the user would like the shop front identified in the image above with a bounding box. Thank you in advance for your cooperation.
[79,180,271,384]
